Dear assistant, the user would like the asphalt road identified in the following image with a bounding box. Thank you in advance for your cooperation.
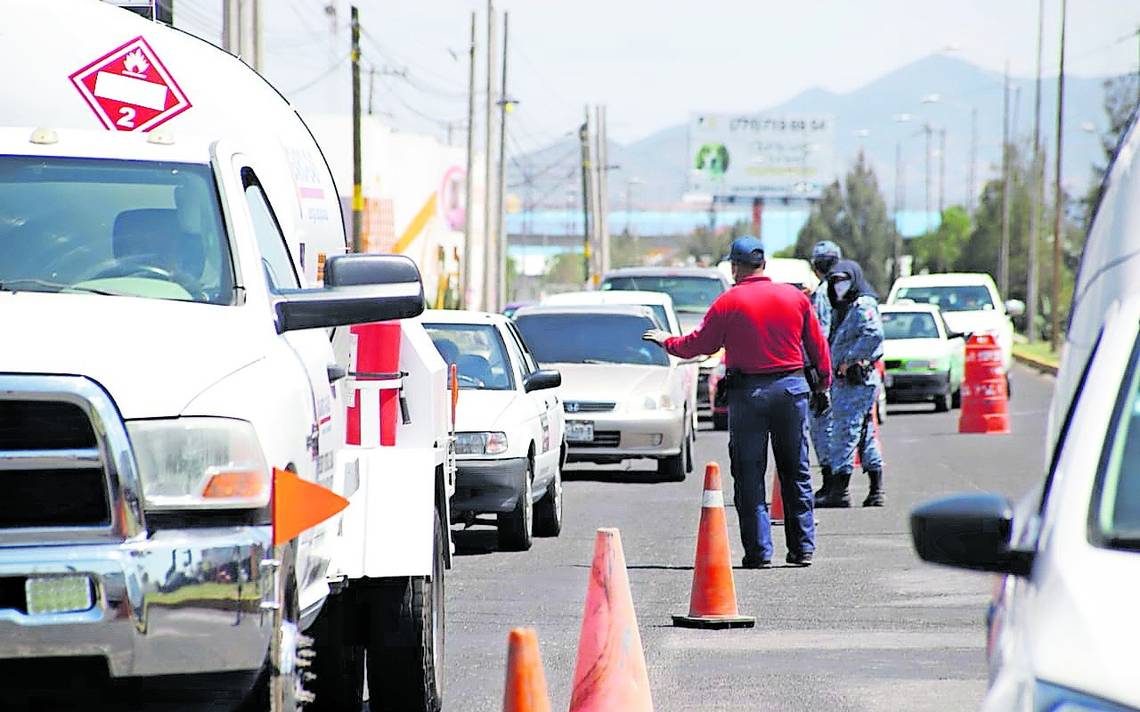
[443,364,1054,712]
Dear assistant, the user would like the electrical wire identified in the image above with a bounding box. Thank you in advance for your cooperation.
[285,52,350,96]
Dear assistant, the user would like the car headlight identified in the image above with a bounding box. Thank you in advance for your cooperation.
[456,431,508,455]
[1034,680,1135,712]
[127,418,270,511]
[639,394,675,411]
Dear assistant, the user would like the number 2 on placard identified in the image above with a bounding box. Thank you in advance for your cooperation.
[117,107,136,129]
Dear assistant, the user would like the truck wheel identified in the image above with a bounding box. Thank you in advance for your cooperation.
[308,593,365,711]
[366,510,445,712]
[533,465,563,537]
[497,460,533,551]
[712,412,729,431]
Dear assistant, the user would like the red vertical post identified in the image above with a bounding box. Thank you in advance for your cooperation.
[751,197,764,238]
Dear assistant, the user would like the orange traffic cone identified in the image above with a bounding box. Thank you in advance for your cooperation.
[959,334,1011,434]
[674,463,756,630]
[769,470,785,525]
[569,529,654,712]
[502,628,552,712]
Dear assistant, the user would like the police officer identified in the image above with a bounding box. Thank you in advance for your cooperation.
[643,236,831,568]
[817,259,886,508]
[808,241,841,505]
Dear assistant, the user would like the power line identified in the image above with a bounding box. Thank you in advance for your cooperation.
[286,52,350,95]
[359,25,466,94]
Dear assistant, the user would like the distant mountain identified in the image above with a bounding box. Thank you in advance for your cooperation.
[509,54,1114,213]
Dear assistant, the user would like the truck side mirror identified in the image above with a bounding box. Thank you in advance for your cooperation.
[275,254,425,333]
[910,493,1033,577]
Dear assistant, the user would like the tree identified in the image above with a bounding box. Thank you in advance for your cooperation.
[909,206,969,274]
[794,153,895,293]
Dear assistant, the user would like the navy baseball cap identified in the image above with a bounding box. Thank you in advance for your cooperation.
[727,235,766,266]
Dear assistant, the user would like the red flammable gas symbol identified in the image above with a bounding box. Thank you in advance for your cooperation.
[69,36,191,132]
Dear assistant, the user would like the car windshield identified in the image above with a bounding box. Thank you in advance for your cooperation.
[0,156,234,304]
[603,275,724,314]
[425,324,514,390]
[514,313,668,367]
[882,312,940,340]
[1092,339,1140,551]
[894,285,994,312]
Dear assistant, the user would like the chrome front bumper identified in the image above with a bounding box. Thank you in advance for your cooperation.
[0,526,274,678]
[566,409,686,461]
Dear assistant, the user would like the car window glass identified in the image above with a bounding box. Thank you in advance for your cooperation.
[515,313,668,367]
[424,323,514,391]
[895,285,994,312]
[242,169,299,292]
[882,312,939,340]
[1041,329,1103,516]
[1089,334,1140,550]
[499,325,529,382]
[603,276,724,315]
[505,322,539,375]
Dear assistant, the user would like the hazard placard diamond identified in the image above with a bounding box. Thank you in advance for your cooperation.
[69,36,191,132]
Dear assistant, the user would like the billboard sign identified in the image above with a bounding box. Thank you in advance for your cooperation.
[688,113,835,200]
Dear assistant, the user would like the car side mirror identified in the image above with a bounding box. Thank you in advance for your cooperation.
[523,369,562,393]
[947,331,969,341]
[910,493,1033,577]
[275,254,425,333]
[1004,299,1026,318]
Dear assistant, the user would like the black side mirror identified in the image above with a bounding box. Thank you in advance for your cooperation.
[524,369,562,393]
[910,494,1033,576]
[275,254,425,333]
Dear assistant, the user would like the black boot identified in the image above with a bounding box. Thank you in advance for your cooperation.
[816,469,851,508]
[862,469,885,507]
[813,466,833,506]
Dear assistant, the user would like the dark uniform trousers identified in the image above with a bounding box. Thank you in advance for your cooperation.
[727,372,816,561]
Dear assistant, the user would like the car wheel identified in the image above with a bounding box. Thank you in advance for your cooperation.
[497,460,533,551]
[933,391,951,413]
[366,510,445,712]
[533,463,562,537]
[712,412,729,431]
[684,420,694,474]
[660,433,688,482]
[951,388,962,409]
[1006,374,1012,400]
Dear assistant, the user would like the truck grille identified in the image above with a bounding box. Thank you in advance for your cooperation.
[0,395,114,534]
[563,401,615,414]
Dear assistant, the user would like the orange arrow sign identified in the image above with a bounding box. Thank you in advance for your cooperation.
[272,467,350,547]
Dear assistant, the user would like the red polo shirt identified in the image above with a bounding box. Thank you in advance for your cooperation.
[663,275,832,388]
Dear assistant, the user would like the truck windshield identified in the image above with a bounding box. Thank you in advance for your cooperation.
[0,156,234,304]
[515,313,668,367]
[894,285,994,312]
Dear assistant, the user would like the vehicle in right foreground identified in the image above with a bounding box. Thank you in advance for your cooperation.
[910,114,1140,711]
[880,303,965,412]
[513,304,694,480]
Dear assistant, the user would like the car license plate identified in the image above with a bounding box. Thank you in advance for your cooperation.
[25,575,93,615]
[566,421,594,443]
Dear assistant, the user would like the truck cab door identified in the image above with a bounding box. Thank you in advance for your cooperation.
[236,161,339,610]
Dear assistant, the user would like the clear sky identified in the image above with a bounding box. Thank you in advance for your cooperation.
[175,0,1140,149]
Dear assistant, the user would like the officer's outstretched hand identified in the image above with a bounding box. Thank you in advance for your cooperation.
[642,329,670,347]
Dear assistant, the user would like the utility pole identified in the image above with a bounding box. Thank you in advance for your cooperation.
[968,107,978,212]
[461,11,476,308]
[893,141,903,282]
[596,105,611,276]
[1028,0,1045,342]
[923,123,932,233]
[251,0,262,72]
[1051,0,1068,353]
[222,0,239,54]
[999,63,1011,299]
[579,112,592,284]
[482,1,497,311]
[938,128,946,216]
[495,12,510,309]
[350,6,363,253]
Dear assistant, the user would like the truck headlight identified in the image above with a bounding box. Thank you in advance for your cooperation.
[456,431,508,455]
[126,418,270,511]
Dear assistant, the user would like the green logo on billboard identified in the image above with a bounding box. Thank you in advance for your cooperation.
[694,143,729,176]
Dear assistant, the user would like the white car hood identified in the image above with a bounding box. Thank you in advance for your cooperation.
[0,292,266,418]
[883,338,948,362]
[553,363,669,404]
[454,389,518,431]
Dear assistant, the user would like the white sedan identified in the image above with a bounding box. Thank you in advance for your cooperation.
[513,304,694,481]
[421,310,565,551]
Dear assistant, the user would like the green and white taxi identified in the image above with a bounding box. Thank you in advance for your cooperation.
[881,303,966,412]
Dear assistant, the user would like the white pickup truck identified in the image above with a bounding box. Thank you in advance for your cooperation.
[0,2,453,710]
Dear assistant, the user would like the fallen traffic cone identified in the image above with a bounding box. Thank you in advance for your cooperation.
[569,528,654,712]
[958,334,1011,434]
[502,628,552,712]
[769,470,785,525]
[674,463,756,630]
